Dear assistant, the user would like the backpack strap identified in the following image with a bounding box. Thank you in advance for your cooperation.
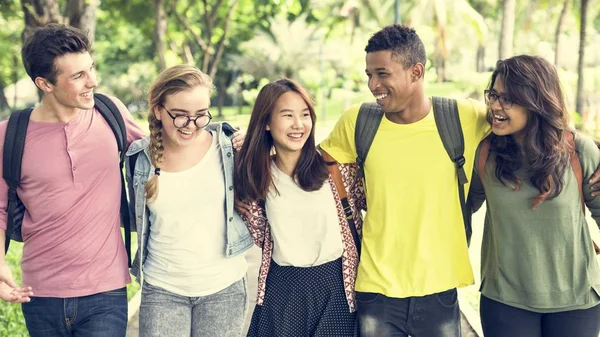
[93,93,132,266]
[565,131,600,254]
[432,97,471,244]
[322,150,361,257]
[3,109,32,252]
[354,103,384,179]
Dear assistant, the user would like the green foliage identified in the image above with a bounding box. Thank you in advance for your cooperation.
[0,3,25,112]
[0,243,27,337]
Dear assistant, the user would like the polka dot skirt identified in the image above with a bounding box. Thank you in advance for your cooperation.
[247,257,357,337]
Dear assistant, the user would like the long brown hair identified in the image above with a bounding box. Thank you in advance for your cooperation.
[234,78,328,202]
[487,55,571,209]
[145,64,214,203]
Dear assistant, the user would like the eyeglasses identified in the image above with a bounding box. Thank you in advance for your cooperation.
[484,90,513,110]
[164,108,212,129]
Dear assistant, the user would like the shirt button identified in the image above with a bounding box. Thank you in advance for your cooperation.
[229,186,233,191]
[228,217,233,222]
[226,152,232,157]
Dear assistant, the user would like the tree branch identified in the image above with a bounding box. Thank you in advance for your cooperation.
[171,0,208,51]
[209,0,238,78]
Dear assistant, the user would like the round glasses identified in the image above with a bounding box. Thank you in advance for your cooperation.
[484,90,513,110]
[164,108,212,129]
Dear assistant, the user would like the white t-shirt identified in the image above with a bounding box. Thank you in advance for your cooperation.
[265,163,343,267]
[144,133,246,296]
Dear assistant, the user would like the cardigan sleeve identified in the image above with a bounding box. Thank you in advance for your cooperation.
[237,200,269,248]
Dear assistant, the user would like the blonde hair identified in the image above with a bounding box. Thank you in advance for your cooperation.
[145,64,214,202]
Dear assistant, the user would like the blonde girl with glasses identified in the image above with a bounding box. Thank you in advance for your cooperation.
[125,64,253,337]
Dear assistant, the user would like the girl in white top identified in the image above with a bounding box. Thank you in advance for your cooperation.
[126,65,252,337]
[235,78,365,336]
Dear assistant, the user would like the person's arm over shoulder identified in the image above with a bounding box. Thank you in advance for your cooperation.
[457,98,490,143]
[237,200,268,248]
[105,94,146,146]
[466,140,487,214]
[577,132,600,230]
[319,105,361,164]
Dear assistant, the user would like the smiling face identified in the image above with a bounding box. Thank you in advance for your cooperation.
[365,50,417,113]
[155,85,211,148]
[266,91,313,156]
[487,78,529,140]
[42,52,97,110]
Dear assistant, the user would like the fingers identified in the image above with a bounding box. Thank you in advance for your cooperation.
[232,131,246,152]
[234,199,251,218]
[0,283,33,303]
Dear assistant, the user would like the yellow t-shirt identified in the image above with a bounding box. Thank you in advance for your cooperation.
[320,98,490,298]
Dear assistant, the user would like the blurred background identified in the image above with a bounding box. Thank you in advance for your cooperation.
[1,0,600,335]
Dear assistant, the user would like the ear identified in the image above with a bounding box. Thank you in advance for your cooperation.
[411,63,425,82]
[265,123,271,131]
[153,106,162,121]
[34,77,53,93]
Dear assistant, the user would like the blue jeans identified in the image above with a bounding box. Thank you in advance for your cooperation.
[139,277,248,337]
[21,287,128,337]
[357,288,461,337]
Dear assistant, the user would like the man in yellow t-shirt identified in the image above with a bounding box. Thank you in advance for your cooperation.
[320,25,489,337]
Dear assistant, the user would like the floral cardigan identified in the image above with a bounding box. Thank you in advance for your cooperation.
[240,163,366,312]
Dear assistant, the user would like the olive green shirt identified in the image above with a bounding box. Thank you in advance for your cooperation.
[469,133,600,313]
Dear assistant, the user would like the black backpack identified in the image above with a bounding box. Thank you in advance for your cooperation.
[354,97,472,245]
[2,93,132,266]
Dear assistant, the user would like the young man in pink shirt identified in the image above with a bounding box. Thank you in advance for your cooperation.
[0,24,144,337]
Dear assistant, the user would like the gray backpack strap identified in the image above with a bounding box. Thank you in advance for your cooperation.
[432,97,471,244]
[354,103,384,178]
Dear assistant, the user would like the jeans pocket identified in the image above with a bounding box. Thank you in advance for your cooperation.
[435,288,458,308]
[356,292,381,304]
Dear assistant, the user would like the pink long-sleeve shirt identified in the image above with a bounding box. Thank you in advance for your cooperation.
[0,97,145,297]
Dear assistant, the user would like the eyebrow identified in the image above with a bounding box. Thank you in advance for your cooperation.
[168,108,209,114]
[70,62,95,79]
[365,67,389,73]
[278,108,310,113]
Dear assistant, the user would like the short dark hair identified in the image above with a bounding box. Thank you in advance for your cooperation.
[365,24,427,69]
[21,23,90,84]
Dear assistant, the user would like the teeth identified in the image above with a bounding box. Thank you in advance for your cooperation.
[80,91,92,97]
[493,114,508,121]
[179,130,192,135]
[288,133,303,139]
[375,93,388,100]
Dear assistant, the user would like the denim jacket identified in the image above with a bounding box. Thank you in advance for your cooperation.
[126,122,253,283]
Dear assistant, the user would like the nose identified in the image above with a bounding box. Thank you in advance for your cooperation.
[292,116,303,129]
[87,71,98,88]
[368,76,380,92]
[489,97,502,111]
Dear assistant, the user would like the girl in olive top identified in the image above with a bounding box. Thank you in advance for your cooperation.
[468,55,600,337]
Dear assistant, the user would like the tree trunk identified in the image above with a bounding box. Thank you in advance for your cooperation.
[476,44,485,72]
[575,0,588,118]
[498,0,516,60]
[66,0,98,47]
[554,0,571,67]
[0,79,10,113]
[154,0,167,70]
[21,0,64,42]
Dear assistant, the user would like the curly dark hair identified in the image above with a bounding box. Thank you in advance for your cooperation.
[487,55,571,209]
[365,24,427,68]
